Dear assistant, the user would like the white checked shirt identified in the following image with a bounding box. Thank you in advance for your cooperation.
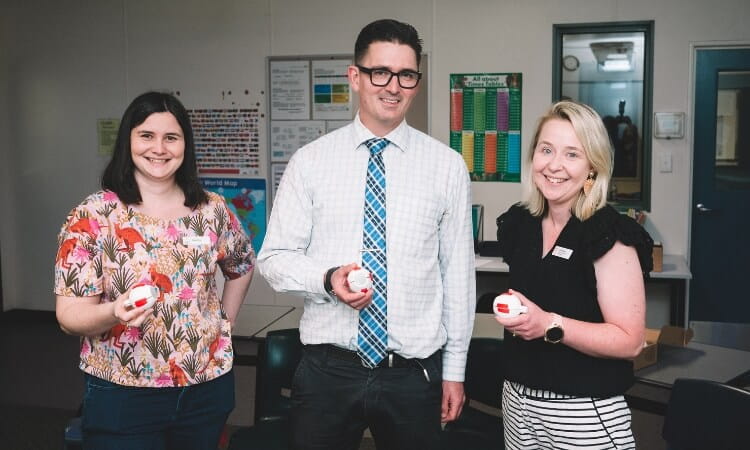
[258,115,476,381]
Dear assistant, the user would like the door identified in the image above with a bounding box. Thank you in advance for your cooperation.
[690,48,750,323]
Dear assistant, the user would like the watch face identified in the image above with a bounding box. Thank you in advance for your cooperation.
[563,55,579,71]
[545,326,564,343]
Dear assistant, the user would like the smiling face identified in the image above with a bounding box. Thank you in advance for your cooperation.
[532,118,592,211]
[349,41,419,136]
[130,112,185,186]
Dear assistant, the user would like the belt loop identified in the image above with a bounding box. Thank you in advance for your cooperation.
[388,353,394,368]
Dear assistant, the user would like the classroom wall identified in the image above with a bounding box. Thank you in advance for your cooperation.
[1,0,749,315]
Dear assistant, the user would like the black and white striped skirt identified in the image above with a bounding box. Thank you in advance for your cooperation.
[502,380,636,449]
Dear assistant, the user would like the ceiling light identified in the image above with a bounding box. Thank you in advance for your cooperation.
[601,60,632,72]
[591,41,634,72]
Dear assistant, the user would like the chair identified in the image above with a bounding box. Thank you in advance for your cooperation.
[442,337,505,449]
[662,378,750,450]
[228,328,302,450]
[476,292,497,314]
[63,416,83,450]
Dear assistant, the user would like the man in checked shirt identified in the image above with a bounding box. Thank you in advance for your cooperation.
[258,18,475,450]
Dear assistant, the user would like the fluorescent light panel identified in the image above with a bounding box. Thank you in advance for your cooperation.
[601,60,631,72]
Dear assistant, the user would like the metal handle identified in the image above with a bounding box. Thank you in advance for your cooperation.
[696,203,713,213]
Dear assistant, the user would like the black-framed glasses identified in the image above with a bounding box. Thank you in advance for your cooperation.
[356,65,422,89]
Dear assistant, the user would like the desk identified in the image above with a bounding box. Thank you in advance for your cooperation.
[627,342,750,414]
[648,255,692,326]
[637,342,750,388]
[475,254,692,326]
[473,313,504,339]
[475,256,509,272]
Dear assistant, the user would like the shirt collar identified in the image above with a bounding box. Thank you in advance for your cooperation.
[351,113,409,153]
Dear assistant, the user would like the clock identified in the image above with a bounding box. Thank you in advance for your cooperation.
[562,55,579,71]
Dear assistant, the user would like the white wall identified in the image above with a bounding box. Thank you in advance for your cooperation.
[2,0,749,312]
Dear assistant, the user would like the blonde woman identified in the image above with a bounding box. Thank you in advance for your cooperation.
[494,101,653,449]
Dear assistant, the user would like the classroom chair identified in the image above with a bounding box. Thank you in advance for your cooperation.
[63,415,83,450]
[228,328,302,450]
[662,377,750,450]
[442,337,505,449]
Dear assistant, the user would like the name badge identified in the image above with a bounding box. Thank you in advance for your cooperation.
[182,235,211,247]
[551,245,573,260]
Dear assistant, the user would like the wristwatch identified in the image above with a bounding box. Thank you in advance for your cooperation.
[323,266,340,301]
[544,313,564,344]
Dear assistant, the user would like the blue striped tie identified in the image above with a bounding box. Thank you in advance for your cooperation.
[358,137,390,368]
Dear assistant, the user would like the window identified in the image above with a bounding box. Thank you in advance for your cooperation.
[553,21,654,210]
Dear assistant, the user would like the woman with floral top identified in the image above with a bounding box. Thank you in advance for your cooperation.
[54,91,255,449]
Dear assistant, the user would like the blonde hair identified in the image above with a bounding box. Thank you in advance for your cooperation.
[521,101,613,221]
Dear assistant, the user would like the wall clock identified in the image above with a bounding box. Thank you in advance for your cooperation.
[562,55,579,71]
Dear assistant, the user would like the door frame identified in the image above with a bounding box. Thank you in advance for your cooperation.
[686,41,750,325]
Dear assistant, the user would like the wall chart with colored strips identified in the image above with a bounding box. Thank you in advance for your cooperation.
[450,73,522,182]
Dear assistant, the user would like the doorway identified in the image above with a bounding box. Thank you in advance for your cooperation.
[690,47,750,323]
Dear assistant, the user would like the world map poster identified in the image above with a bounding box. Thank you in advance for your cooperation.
[200,177,267,253]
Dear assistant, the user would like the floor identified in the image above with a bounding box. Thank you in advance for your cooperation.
[0,310,259,427]
[0,309,666,449]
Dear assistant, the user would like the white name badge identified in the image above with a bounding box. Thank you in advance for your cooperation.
[551,245,573,260]
[182,235,211,247]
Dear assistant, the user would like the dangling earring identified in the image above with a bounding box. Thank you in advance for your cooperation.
[583,171,595,196]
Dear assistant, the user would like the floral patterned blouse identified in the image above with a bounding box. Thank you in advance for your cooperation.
[54,190,255,387]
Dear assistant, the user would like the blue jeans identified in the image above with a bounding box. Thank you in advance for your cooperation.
[81,370,234,450]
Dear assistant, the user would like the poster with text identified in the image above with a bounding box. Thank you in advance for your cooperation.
[271,60,311,120]
[200,178,267,253]
[97,119,119,156]
[326,120,350,133]
[271,163,287,200]
[270,120,326,161]
[312,59,353,120]
[449,73,522,182]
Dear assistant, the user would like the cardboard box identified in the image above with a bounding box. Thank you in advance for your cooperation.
[652,242,663,272]
[634,326,694,370]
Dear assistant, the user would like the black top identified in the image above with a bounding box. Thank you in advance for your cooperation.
[496,204,653,398]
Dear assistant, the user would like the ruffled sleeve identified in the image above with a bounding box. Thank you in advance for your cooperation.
[583,205,654,276]
[496,203,526,265]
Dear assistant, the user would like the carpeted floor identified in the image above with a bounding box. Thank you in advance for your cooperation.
[0,404,78,450]
[0,309,665,449]
[0,310,381,450]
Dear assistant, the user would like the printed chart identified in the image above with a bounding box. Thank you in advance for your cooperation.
[449,73,522,182]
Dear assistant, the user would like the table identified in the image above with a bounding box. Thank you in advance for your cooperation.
[627,342,750,414]
[473,313,504,339]
[475,254,692,326]
[637,342,750,388]
[648,255,692,326]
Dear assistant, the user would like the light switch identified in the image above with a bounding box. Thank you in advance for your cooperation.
[658,152,672,173]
